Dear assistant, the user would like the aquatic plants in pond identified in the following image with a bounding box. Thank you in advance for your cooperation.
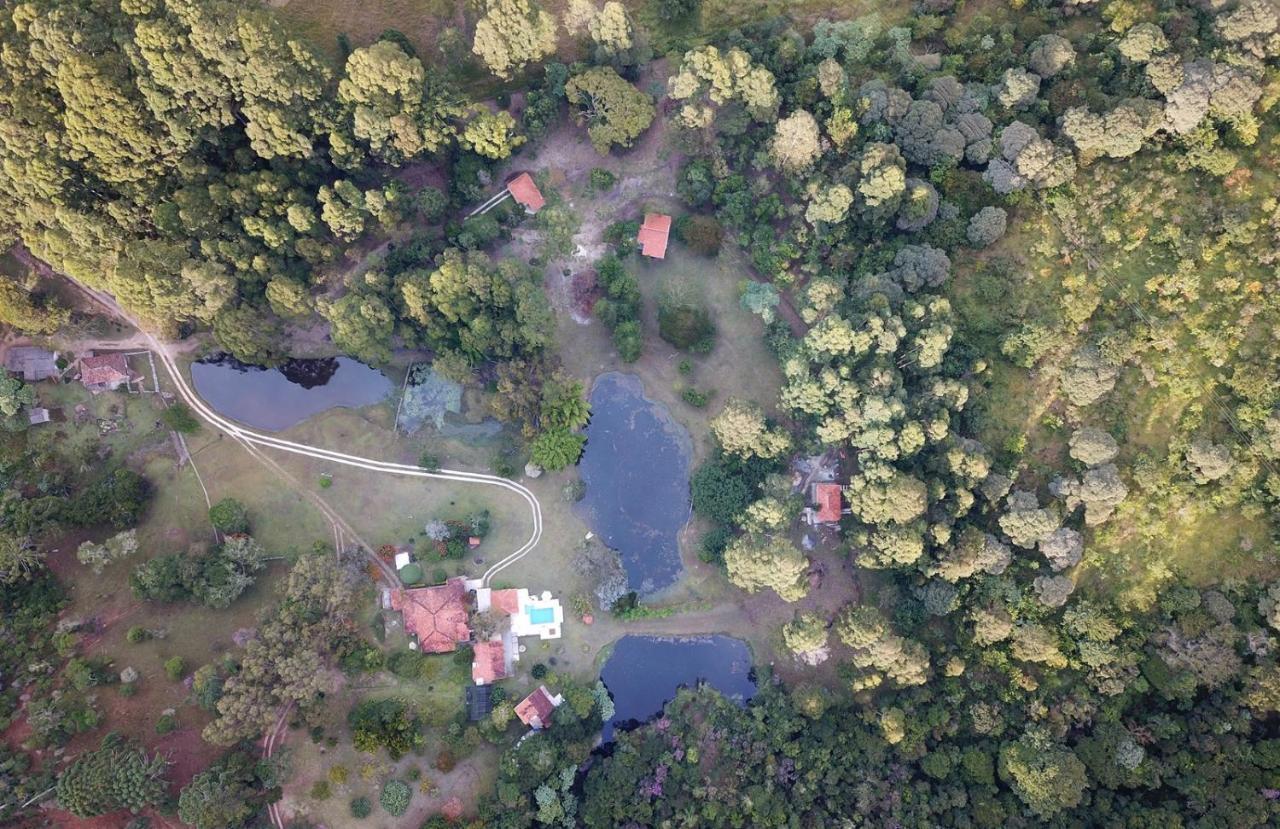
[599,635,755,741]
[575,373,692,594]
[190,354,392,431]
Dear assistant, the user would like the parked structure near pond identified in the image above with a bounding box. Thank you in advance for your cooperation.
[637,213,672,259]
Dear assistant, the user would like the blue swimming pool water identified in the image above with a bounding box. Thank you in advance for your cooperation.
[527,606,555,625]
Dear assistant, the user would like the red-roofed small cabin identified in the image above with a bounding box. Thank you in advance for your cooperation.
[471,638,509,685]
[813,483,843,524]
[637,213,672,259]
[390,577,471,653]
[515,685,564,729]
[507,173,546,214]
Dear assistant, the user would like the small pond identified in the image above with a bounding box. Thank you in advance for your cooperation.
[600,635,756,741]
[190,354,392,431]
[575,373,692,594]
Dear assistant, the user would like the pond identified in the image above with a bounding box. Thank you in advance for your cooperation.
[575,372,693,594]
[599,635,756,741]
[190,354,393,431]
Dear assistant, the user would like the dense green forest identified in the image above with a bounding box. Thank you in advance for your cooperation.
[2,0,1280,825]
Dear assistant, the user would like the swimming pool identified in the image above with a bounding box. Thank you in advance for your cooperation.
[527,606,556,625]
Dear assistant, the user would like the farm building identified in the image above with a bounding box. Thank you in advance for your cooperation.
[6,346,59,382]
[507,173,546,214]
[471,638,511,685]
[514,685,564,730]
[808,482,844,526]
[78,352,138,392]
[637,213,672,259]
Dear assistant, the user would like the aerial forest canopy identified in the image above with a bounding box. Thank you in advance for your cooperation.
[3,0,1280,825]
[0,0,467,353]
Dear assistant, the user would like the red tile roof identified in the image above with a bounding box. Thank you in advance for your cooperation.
[515,685,560,728]
[507,173,545,213]
[637,213,672,259]
[471,638,508,684]
[80,353,130,387]
[391,578,470,653]
[814,483,842,524]
[489,589,521,616]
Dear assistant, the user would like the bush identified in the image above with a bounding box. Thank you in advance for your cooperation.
[415,187,448,222]
[160,403,201,434]
[155,713,177,734]
[380,780,412,816]
[418,452,440,471]
[435,749,456,772]
[125,626,150,644]
[310,780,331,801]
[676,215,723,255]
[531,663,548,679]
[699,526,733,563]
[681,387,711,408]
[208,498,250,534]
[658,293,715,351]
[350,796,372,818]
[164,657,186,681]
[604,220,641,255]
[590,168,616,191]
[388,650,426,678]
[690,458,753,525]
[398,563,425,585]
[612,321,643,362]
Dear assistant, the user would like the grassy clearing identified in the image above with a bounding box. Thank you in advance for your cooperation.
[958,144,1280,605]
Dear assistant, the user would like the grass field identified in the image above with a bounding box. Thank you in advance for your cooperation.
[954,144,1280,608]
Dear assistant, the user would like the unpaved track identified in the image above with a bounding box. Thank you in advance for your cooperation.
[142,336,543,586]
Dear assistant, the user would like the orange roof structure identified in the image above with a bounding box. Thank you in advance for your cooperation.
[390,578,471,653]
[489,589,521,616]
[515,685,562,729]
[814,483,843,524]
[79,353,131,388]
[637,213,672,259]
[507,173,546,214]
[471,639,508,685]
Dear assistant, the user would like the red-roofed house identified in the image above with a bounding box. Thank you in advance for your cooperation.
[515,685,564,729]
[637,213,672,259]
[391,577,471,653]
[471,638,510,685]
[488,589,522,616]
[507,173,546,214]
[812,483,843,525]
[78,352,137,392]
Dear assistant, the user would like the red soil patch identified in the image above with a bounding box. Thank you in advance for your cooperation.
[571,270,601,318]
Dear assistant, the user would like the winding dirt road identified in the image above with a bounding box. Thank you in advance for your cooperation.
[142,335,544,587]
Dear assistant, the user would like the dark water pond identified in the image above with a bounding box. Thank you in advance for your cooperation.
[575,372,692,594]
[600,635,756,741]
[190,354,392,431]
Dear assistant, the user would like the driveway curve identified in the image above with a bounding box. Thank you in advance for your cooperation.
[145,335,542,587]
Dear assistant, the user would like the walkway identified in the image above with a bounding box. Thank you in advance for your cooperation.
[65,281,544,589]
